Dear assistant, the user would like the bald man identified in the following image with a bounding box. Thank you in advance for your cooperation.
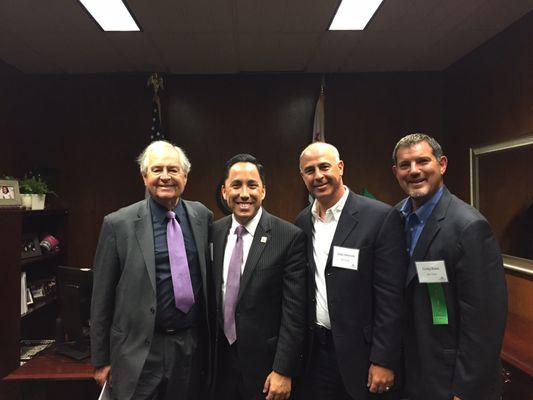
[295,142,407,400]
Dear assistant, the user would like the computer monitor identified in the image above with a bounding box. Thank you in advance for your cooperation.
[55,266,93,359]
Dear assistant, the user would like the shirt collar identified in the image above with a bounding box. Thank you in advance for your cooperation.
[400,186,444,223]
[230,207,263,237]
[149,197,183,223]
[311,186,349,222]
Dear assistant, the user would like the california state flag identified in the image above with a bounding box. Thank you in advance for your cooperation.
[312,89,325,142]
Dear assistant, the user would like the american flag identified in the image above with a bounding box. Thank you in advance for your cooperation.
[147,73,165,142]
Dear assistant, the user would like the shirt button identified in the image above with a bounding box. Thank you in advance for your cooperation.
[150,307,155,314]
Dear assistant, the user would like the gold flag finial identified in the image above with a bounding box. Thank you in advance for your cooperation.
[147,73,164,94]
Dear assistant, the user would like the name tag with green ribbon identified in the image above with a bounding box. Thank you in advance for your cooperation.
[415,260,449,325]
[427,283,448,325]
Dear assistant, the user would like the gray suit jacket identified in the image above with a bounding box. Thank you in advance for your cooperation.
[212,210,307,397]
[398,187,508,400]
[90,199,213,400]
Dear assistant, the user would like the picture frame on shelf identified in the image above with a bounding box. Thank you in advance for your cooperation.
[0,179,21,208]
[21,234,42,259]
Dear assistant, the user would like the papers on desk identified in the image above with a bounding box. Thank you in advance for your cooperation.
[20,339,55,361]
[98,381,111,400]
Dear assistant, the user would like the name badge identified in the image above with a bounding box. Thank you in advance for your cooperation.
[415,260,448,283]
[332,246,359,270]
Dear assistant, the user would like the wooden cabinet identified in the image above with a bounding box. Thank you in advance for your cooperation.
[501,271,533,399]
[0,208,68,398]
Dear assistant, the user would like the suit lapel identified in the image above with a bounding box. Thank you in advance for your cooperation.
[237,211,271,304]
[135,200,156,292]
[300,206,317,273]
[214,216,232,309]
[182,200,208,303]
[327,191,359,266]
[405,188,452,285]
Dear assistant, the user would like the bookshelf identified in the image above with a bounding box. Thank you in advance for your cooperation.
[0,208,68,385]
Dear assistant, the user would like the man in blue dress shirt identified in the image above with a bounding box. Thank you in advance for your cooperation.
[392,133,507,400]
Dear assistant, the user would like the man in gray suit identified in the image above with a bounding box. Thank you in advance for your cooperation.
[91,140,213,400]
[212,154,307,400]
[392,133,507,400]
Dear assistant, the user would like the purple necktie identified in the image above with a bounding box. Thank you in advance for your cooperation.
[166,210,195,313]
[224,225,246,345]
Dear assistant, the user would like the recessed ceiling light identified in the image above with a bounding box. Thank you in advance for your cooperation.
[329,0,384,30]
[78,0,140,31]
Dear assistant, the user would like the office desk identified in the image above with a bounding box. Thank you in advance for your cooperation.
[3,348,98,400]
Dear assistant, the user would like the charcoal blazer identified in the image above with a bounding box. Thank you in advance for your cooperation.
[397,187,508,400]
[90,199,213,400]
[295,190,407,399]
[212,209,307,397]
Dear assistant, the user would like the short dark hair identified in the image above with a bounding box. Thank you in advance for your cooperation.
[392,133,444,165]
[224,153,266,185]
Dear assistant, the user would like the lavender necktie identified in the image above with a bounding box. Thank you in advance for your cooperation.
[224,225,246,345]
[166,210,195,313]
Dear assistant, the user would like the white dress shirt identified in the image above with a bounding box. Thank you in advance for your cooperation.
[311,187,349,329]
[222,207,263,303]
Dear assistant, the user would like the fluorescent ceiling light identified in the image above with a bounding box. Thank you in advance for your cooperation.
[79,0,140,31]
[329,0,384,30]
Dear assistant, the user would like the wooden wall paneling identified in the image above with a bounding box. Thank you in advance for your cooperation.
[444,11,533,201]
[4,72,442,266]
[325,72,444,206]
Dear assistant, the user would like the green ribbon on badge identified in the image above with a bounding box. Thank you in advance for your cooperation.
[427,283,448,325]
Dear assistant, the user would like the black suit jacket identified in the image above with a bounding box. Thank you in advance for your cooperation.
[398,187,508,400]
[295,190,407,399]
[212,209,307,397]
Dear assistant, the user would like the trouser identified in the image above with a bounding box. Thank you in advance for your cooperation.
[129,327,204,400]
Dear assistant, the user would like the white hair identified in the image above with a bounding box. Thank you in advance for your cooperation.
[137,140,191,176]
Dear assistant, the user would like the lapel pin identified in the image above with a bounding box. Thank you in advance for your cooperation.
[261,236,268,243]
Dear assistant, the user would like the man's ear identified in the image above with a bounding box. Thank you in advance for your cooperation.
[438,156,448,175]
[221,185,227,201]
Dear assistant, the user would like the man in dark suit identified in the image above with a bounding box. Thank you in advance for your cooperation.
[391,133,508,400]
[212,154,306,400]
[295,142,407,399]
[91,140,213,400]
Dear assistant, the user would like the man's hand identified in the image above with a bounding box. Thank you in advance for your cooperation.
[367,363,394,394]
[94,365,111,387]
[453,397,462,400]
[263,371,291,400]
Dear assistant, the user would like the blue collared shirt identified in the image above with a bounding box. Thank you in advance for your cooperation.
[400,186,444,256]
[149,197,202,331]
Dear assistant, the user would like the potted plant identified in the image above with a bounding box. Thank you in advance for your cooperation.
[19,176,56,210]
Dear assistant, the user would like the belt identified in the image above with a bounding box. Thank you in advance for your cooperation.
[155,326,191,335]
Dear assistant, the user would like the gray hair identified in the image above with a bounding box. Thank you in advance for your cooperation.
[392,133,444,165]
[137,140,191,176]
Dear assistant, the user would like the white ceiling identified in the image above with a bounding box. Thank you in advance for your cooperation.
[1,0,532,74]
